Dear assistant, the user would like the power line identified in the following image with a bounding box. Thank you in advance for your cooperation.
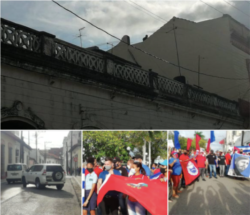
[200,0,224,15]
[223,0,250,18]
[52,0,248,80]
[127,0,167,23]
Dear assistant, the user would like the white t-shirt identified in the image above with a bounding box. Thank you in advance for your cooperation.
[85,172,97,190]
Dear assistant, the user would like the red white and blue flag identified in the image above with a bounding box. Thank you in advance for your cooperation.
[97,174,167,215]
[150,172,162,180]
[180,159,200,185]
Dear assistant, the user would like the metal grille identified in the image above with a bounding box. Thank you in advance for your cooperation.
[54,42,105,73]
[113,63,150,87]
[1,23,41,52]
[158,76,184,96]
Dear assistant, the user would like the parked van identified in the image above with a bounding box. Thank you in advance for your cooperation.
[6,163,27,184]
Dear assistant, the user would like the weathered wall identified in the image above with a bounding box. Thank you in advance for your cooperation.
[1,64,244,129]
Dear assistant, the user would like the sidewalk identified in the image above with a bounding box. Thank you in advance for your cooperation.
[72,176,81,187]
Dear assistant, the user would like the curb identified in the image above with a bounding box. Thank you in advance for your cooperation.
[70,177,81,208]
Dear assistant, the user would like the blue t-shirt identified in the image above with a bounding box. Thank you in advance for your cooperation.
[169,158,182,176]
[142,164,151,176]
[99,169,121,196]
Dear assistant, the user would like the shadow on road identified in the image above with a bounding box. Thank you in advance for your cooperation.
[22,186,74,199]
[169,177,250,215]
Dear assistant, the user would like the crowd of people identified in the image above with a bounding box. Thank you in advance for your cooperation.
[167,147,250,202]
[82,154,168,215]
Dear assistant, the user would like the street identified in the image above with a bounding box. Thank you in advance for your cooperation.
[1,176,81,215]
[169,176,250,215]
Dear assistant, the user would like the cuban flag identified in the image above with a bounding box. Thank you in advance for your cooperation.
[235,146,250,153]
[82,167,85,205]
[150,172,162,180]
[228,153,250,178]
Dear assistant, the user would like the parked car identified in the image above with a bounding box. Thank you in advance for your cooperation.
[6,163,27,184]
[22,164,66,190]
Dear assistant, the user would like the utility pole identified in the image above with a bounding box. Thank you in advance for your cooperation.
[241,131,244,146]
[35,131,38,164]
[173,17,181,76]
[66,141,68,175]
[28,131,30,145]
[71,131,73,176]
[143,139,146,164]
[148,141,151,168]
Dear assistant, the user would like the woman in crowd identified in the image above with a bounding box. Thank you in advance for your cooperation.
[83,159,98,215]
[127,162,146,215]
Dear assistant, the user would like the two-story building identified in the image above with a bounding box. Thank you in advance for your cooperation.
[1,131,31,178]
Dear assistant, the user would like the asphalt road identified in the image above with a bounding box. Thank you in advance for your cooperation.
[1,176,81,215]
[169,176,250,215]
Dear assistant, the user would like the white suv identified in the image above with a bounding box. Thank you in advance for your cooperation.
[22,164,66,190]
[6,163,27,184]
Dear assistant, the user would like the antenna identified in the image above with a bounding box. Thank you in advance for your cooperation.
[77,27,85,47]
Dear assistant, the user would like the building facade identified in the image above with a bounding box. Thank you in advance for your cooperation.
[1,17,249,130]
[62,131,81,173]
[1,131,31,178]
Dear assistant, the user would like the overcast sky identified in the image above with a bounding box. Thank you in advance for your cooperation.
[176,130,227,151]
[20,130,70,150]
[1,1,250,50]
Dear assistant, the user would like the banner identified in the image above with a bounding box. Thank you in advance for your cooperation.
[219,139,225,144]
[228,154,250,178]
[210,131,215,143]
[97,175,167,215]
[174,131,181,149]
[206,138,211,153]
[235,146,250,153]
[196,134,201,151]
[187,138,192,151]
[180,159,200,185]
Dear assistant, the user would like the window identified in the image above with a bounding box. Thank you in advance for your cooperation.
[15,149,19,163]
[33,165,43,172]
[8,147,12,163]
[246,59,250,82]
[46,166,63,172]
[7,164,22,171]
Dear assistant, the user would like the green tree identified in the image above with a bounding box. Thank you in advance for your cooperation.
[82,131,168,164]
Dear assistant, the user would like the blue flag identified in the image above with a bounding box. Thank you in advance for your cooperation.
[210,131,215,143]
[228,154,250,178]
[174,131,181,149]
[236,146,250,153]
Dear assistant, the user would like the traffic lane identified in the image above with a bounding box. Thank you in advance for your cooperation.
[1,181,23,203]
[169,177,250,215]
[1,178,81,215]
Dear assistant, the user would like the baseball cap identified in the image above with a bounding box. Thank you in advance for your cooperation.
[159,160,168,166]
[133,154,143,159]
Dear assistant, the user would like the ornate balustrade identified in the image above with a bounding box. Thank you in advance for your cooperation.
[1,18,239,116]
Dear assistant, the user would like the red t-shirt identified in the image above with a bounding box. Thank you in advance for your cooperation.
[179,154,190,161]
[153,168,161,174]
[225,154,231,165]
[196,155,206,168]
[85,166,103,193]
[128,174,145,202]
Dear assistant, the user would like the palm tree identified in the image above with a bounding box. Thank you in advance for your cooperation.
[194,131,205,139]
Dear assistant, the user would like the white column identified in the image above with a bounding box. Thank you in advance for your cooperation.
[148,141,151,168]
[143,139,146,164]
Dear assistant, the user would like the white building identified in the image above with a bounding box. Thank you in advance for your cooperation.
[109,15,250,102]
[29,149,45,164]
[62,131,81,172]
[1,131,31,178]
[224,130,250,151]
